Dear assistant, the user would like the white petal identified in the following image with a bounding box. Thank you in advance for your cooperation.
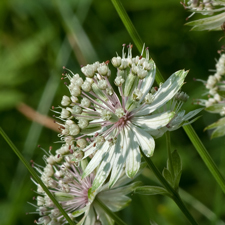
[92,144,115,190]
[136,70,188,116]
[72,206,89,218]
[82,141,110,178]
[84,206,95,225]
[125,129,141,178]
[139,59,156,102]
[132,111,175,131]
[132,125,155,157]
[108,130,128,187]
[93,202,114,225]
[98,182,141,212]
[83,142,97,158]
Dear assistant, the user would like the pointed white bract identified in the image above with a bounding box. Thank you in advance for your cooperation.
[53,44,196,190]
[31,147,140,225]
[182,0,225,31]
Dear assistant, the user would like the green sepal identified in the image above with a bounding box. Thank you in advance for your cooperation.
[125,97,138,111]
[124,73,137,96]
[185,12,225,31]
[81,124,102,134]
[92,83,108,101]
[134,186,170,197]
[81,159,88,171]
[204,117,225,131]
[88,187,95,201]
[54,192,74,201]
[71,206,87,217]
[211,125,225,139]
[205,103,225,113]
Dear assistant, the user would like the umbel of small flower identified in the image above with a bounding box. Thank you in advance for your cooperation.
[53,44,200,191]
[195,53,225,138]
[182,0,225,31]
[30,147,141,225]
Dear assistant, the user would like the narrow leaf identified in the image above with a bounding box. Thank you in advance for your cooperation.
[135,186,169,196]
[171,150,182,178]
[162,168,173,186]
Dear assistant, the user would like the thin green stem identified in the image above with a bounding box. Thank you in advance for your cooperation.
[111,0,225,194]
[95,198,127,225]
[140,148,198,225]
[0,127,75,225]
[183,125,225,192]
[166,131,174,177]
[111,0,164,85]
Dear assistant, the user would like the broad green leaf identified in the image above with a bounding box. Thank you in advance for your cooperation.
[134,186,169,196]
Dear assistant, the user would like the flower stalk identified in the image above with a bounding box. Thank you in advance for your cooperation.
[140,148,199,225]
[111,0,225,194]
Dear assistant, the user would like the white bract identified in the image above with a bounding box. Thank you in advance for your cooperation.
[31,147,141,225]
[53,44,197,191]
[182,0,225,31]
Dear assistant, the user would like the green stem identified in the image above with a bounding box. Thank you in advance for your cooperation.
[111,0,164,85]
[95,198,128,225]
[140,149,198,225]
[0,127,75,225]
[183,125,225,192]
[166,131,174,177]
[111,0,225,194]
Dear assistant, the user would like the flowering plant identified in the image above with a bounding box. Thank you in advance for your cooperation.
[2,1,225,225]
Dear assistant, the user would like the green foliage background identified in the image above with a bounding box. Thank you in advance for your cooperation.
[0,0,225,224]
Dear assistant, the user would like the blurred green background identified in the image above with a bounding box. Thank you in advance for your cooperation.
[0,0,225,224]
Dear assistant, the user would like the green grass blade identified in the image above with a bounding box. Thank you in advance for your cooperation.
[183,125,225,192]
[0,127,75,225]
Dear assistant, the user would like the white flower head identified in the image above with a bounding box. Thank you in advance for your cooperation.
[30,147,141,225]
[56,44,189,190]
[195,54,225,114]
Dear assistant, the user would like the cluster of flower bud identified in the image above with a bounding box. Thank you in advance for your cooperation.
[183,0,218,16]
[31,144,90,224]
[195,54,225,115]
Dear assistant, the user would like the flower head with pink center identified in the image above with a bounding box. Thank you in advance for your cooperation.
[53,44,190,190]
[30,146,141,225]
